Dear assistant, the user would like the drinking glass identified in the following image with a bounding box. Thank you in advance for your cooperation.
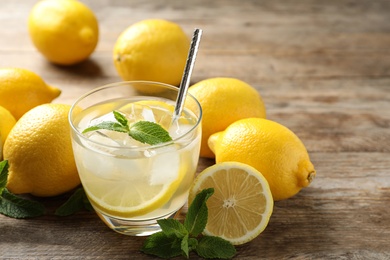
[69,81,202,236]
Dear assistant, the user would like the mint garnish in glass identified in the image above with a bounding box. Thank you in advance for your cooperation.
[82,110,173,145]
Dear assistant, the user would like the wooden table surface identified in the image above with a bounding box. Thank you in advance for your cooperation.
[1,0,389,259]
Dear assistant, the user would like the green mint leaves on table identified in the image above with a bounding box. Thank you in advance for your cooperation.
[0,160,45,218]
[55,187,93,216]
[142,188,237,259]
[0,160,90,218]
[82,110,173,145]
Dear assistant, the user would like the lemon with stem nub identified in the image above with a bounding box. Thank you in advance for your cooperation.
[113,19,189,86]
[0,68,61,119]
[4,104,81,197]
[208,118,316,201]
[28,0,99,65]
[188,77,266,158]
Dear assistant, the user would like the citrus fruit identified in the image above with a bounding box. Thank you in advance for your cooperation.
[208,118,316,201]
[113,19,189,86]
[82,164,186,219]
[28,0,99,65]
[0,106,16,159]
[188,77,266,158]
[0,68,61,119]
[189,162,274,245]
[4,104,81,197]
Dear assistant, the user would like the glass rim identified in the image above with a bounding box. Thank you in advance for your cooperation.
[69,80,202,151]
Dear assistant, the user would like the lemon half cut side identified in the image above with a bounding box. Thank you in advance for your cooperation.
[189,162,274,245]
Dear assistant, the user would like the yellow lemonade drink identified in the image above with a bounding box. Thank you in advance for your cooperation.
[69,82,202,236]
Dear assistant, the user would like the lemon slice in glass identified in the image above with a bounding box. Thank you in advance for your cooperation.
[189,162,274,245]
[83,155,186,219]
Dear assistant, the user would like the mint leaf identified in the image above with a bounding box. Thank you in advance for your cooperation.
[0,188,45,218]
[141,188,236,259]
[82,122,128,134]
[129,121,172,145]
[157,218,188,239]
[113,110,128,126]
[0,160,45,219]
[142,232,183,259]
[181,234,190,258]
[82,111,172,146]
[184,188,214,236]
[196,236,236,259]
[0,160,9,194]
[181,236,198,258]
[188,237,198,251]
[55,187,93,216]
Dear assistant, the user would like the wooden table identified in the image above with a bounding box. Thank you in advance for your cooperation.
[1,0,389,259]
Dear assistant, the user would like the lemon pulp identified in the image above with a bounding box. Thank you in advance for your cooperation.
[189,162,274,245]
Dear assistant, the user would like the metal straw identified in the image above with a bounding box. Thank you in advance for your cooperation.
[173,28,202,119]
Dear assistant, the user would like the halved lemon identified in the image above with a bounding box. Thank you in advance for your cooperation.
[189,162,274,245]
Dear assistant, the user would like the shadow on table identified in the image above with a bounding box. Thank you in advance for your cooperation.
[51,58,104,79]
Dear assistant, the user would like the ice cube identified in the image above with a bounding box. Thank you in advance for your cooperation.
[81,130,145,160]
[84,106,154,148]
[88,111,117,126]
[148,146,180,186]
[87,131,121,147]
[118,103,156,123]
[157,113,174,130]
[79,145,146,181]
[168,120,194,140]
[77,131,146,180]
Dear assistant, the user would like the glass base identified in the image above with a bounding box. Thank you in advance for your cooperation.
[95,208,184,236]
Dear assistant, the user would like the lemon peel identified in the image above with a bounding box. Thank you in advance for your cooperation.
[0,68,61,119]
[4,104,81,197]
[113,19,189,87]
[208,118,316,200]
[188,77,266,158]
[28,0,99,65]
[0,106,16,159]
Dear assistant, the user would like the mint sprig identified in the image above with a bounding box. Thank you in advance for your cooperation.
[0,160,45,218]
[141,188,236,259]
[82,110,173,145]
[55,187,93,216]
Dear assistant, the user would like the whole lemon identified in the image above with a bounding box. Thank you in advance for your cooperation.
[0,106,16,160]
[4,104,81,197]
[188,78,266,158]
[113,19,189,86]
[28,0,99,65]
[0,68,61,119]
[208,118,316,201]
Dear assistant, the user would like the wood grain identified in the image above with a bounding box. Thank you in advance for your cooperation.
[1,0,389,259]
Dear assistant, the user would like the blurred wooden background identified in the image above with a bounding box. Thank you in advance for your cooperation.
[0,0,389,259]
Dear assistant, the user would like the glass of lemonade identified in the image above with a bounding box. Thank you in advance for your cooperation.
[69,81,202,236]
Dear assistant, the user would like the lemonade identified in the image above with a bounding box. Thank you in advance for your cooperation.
[69,82,202,236]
